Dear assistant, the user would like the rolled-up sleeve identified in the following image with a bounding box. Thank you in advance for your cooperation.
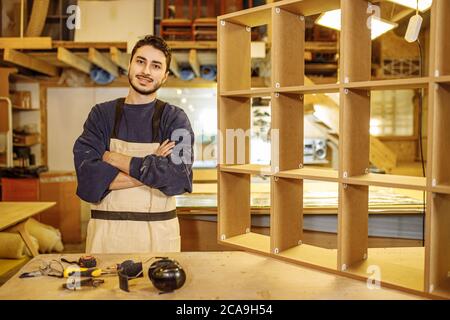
[129,108,194,196]
[73,105,119,203]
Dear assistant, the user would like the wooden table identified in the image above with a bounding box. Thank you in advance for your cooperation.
[0,202,56,257]
[0,252,424,300]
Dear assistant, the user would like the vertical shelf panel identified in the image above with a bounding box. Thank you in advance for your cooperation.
[218,97,251,165]
[338,184,369,270]
[338,0,371,276]
[434,0,450,76]
[271,177,303,253]
[429,193,450,297]
[340,89,370,176]
[271,93,303,171]
[271,7,304,88]
[340,0,371,82]
[431,84,450,187]
[218,172,251,240]
[218,20,251,92]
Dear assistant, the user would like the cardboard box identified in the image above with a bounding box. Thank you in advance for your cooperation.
[13,133,40,146]
[10,91,32,109]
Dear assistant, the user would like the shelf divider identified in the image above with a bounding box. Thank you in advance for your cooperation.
[271,6,304,88]
[271,177,303,253]
[218,20,250,92]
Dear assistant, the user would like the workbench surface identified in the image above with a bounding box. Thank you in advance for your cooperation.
[0,252,425,300]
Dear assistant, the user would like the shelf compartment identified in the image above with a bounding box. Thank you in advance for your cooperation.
[343,173,427,191]
[344,78,430,91]
[345,247,425,292]
[339,184,369,269]
[221,232,271,254]
[271,177,303,253]
[278,244,337,271]
[428,193,450,298]
[276,168,338,182]
[218,19,251,92]
[220,88,273,98]
[271,6,304,88]
[219,171,251,240]
[277,83,341,94]
[219,164,272,175]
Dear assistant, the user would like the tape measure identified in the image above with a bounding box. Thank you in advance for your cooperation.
[78,255,97,268]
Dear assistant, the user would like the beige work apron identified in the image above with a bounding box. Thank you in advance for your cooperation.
[85,138,180,254]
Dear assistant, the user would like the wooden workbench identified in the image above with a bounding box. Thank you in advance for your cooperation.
[0,252,424,300]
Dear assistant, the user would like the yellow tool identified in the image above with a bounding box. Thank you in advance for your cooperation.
[63,266,103,278]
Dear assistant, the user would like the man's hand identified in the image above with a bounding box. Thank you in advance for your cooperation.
[109,172,143,190]
[155,139,175,157]
[103,151,132,174]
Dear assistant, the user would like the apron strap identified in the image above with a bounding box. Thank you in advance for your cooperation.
[112,97,166,143]
[152,99,167,144]
[112,97,126,139]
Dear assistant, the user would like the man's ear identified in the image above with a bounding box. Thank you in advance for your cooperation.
[162,71,169,84]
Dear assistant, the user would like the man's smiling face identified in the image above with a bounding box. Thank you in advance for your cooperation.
[128,45,169,96]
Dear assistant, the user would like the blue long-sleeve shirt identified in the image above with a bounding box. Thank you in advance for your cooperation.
[73,98,194,204]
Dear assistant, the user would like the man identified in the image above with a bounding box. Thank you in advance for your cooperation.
[73,35,194,254]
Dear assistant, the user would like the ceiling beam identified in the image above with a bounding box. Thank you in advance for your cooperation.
[26,0,50,37]
[188,49,201,78]
[57,47,92,74]
[169,55,181,79]
[88,48,119,77]
[110,47,130,71]
[0,37,52,49]
[3,49,58,76]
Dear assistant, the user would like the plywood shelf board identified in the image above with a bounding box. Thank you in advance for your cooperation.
[344,78,430,90]
[219,164,272,175]
[278,244,337,270]
[220,88,273,97]
[221,232,271,253]
[276,168,339,182]
[344,173,427,191]
[277,83,340,94]
[345,247,425,292]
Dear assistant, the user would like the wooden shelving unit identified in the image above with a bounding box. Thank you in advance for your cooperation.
[218,0,450,298]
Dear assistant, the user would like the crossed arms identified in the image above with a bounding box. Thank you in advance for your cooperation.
[104,140,175,190]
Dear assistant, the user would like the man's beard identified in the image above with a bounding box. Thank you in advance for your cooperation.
[128,73,163,96]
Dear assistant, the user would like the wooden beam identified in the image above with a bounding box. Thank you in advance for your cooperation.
[110,47,130,71]
[188,49,201,78]
[3,49,58,76]
[53,41,128,50]
[88,48,119,77]
[169,55,181,79]
[0,37,52,49]
[166,41,217,50]
[26,0,50,37]
[57,47,92,74]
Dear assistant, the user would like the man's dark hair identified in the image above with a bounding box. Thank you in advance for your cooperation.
[130,35,172,72]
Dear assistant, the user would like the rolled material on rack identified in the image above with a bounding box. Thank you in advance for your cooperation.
[200,65,217,81]
[0,232,39,259]
[180,67,195,81]
[27,218,64,253]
